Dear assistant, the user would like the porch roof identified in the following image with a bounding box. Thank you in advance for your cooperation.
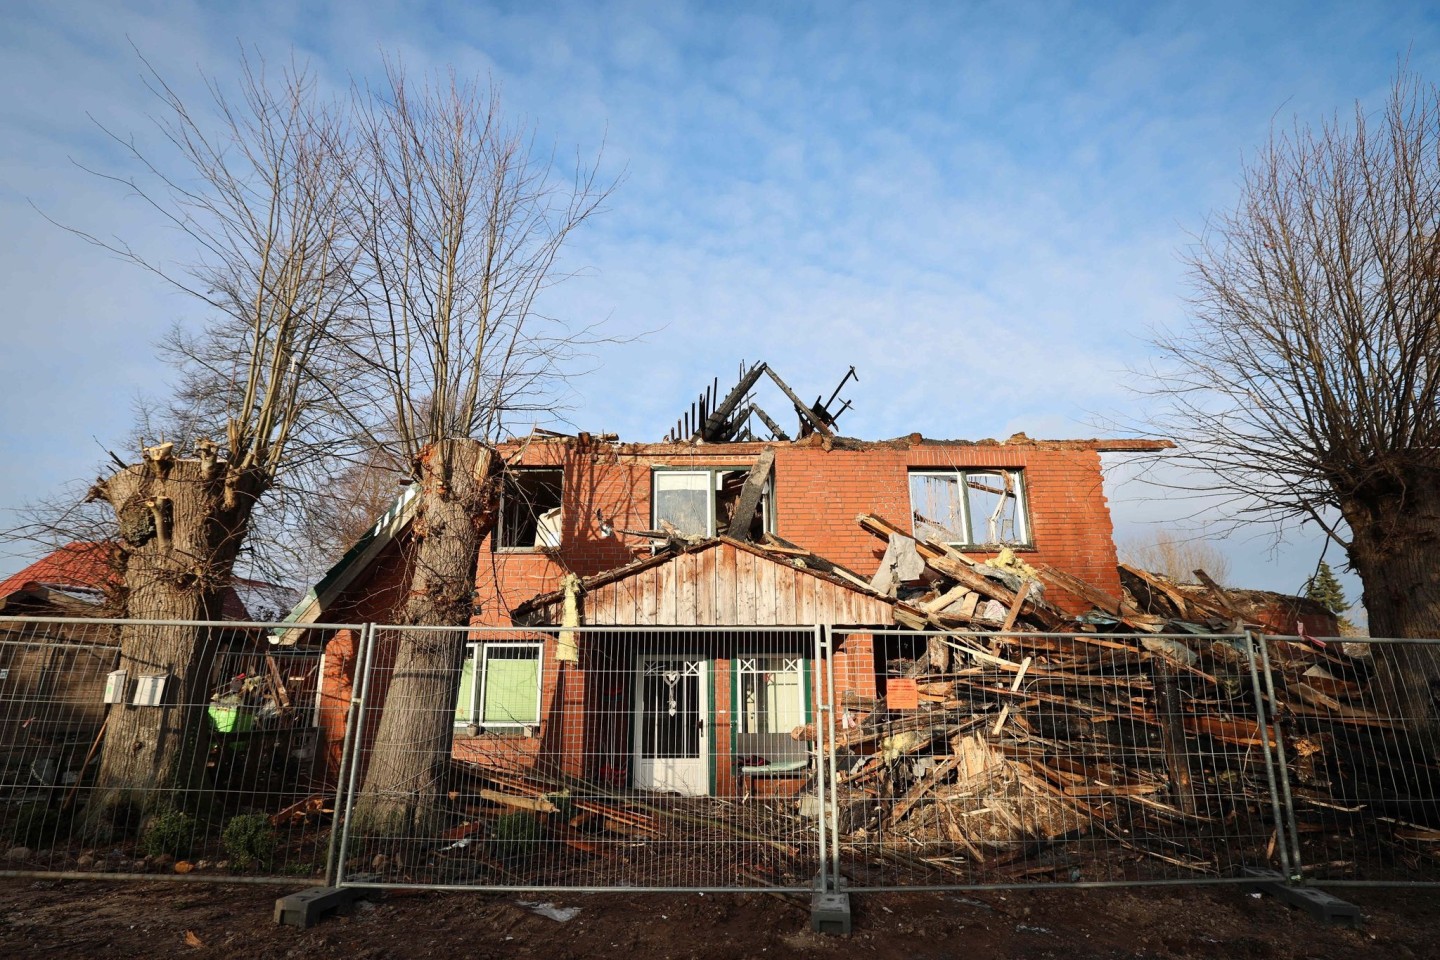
[511,536,911,627]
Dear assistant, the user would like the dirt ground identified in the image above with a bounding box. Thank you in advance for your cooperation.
[0,877,1435,959]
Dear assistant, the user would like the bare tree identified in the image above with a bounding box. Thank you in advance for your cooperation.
[1119,529,1232,586]
[1144,71,1440,732]
[50,53,358,823]
[343,65,614,832]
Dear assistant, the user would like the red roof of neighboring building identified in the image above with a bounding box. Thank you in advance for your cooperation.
[0,541,119,601]
[0,542,295,622]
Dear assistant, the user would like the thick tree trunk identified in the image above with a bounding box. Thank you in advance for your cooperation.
[352,439,497,835]
[1341,469,1440,749]
[83,446,264,836]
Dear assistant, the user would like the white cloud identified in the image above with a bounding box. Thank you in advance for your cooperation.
[3,0,1437,599]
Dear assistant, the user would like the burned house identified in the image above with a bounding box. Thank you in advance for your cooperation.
[293,365,1168,797]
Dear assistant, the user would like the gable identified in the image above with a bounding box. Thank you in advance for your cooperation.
[516,539,900,627]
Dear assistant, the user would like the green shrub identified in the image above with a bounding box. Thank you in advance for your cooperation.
[222,813,276,870]
[490,811,545,858]
[141,808,196,859]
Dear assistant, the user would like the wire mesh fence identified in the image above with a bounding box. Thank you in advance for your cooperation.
[1258,635,1440,887]
[4,616,1438,895]
[334,625,828,892]
[0,616,359,885]
[826,629,1290,891]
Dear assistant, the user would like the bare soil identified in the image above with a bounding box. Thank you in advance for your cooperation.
[0,878,1434,959]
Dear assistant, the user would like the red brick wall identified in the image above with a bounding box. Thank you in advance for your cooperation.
[316,435,1128,782]
[473,436,1123,622]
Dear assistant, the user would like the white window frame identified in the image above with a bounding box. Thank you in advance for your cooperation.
[908,468,1031,548]
[496,468,564,552]
[454,641,544,731]
[735,655,807,735]
[651,467,773,538]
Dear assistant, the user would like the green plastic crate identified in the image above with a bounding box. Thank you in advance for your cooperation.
[208,702,255,734]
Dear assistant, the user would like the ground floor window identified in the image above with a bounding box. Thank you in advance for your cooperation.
[455,642,542,731]
[736,656,806,734]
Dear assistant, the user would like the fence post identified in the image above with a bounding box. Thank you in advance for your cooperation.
[324,623,370,887]
[1244,630,1295,880]
[332,622,379,887]
[811,624,830,892]
[1254,633,1304,881]
[823,625,842,889]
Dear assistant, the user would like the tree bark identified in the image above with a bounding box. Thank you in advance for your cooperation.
[1341,468,1440,746]
[352,438,498,835]
[83,446,264,835]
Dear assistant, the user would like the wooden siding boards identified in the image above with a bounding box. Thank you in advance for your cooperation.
[524,541,895,627]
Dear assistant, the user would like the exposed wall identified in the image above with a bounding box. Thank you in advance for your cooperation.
[473,435,1123,623]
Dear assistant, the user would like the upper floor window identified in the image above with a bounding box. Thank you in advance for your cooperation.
[909,468,1030,548]
[652,468,772,539]
[497,468,563,551]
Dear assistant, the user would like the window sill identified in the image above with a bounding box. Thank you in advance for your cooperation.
[454,724,537,739]
[948,544,1036,553]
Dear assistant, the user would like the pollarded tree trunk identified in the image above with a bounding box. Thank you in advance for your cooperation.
[352,438,498,835]
[1341,468,1440,750]
[83,443,265,835]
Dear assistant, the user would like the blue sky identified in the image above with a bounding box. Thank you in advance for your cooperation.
[3,0,1436,608]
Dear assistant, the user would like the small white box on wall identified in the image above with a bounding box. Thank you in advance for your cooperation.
[104,669,128,704]
[132,674,169,707]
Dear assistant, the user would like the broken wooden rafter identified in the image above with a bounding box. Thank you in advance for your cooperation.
[725,447,775,540]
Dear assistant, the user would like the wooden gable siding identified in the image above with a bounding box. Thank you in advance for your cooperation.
[569,546,894,626]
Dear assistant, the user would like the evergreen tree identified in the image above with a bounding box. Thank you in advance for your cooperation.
[1306,561,1350,616]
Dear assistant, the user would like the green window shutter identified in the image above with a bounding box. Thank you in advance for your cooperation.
[455,650,476,722]
[482,649,540,725]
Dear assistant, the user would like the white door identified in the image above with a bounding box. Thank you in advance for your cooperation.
[633,655,709,795]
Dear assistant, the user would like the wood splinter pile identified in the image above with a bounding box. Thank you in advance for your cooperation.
[782,514,1435,879]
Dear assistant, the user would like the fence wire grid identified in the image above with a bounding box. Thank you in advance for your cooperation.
[1258,636,1440,887]
[335,625,828,892]
[2,616,1438,895]
[0,616,358,886]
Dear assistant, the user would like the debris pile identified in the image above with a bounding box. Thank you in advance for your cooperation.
[806,515,1439,881]
[347,759,812,888]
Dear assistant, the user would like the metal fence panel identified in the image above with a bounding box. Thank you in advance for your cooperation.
[336,624,826,892]
[8,615,1437,896]
[827,629,1287,891]
[1259,635,1440,887]
[0,616,361,886]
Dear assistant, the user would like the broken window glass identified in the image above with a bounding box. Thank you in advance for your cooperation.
[909,468,1029,547]
[653,471,712,536]
[654,468,771,538]
[497,469,564,550]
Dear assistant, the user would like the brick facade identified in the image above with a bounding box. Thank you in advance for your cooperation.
[472,433,1124,625]
[312,431,1142,792]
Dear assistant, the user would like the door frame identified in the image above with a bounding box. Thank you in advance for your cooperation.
[631,652,711,795]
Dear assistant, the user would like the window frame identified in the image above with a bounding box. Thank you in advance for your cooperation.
[495,467,565,553]
[733,654,810,736]
[908,467,1032,549]
[454,641,544,732]
[651,467,773,538]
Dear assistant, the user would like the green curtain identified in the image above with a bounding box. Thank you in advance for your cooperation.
[482,650,540,725]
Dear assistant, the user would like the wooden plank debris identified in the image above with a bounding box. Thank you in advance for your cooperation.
[725,447,776,541]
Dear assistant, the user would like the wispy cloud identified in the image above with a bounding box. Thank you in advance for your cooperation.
[2,0,1432,605]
